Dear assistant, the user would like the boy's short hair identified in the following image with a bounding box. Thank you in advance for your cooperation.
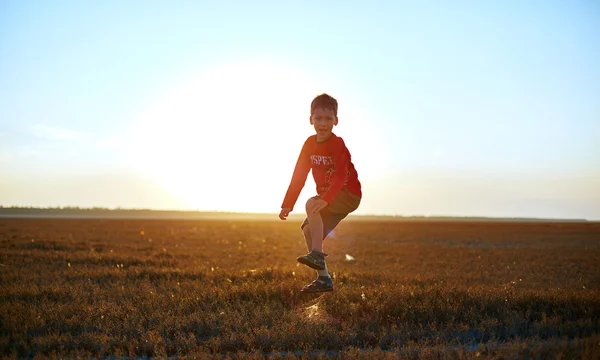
[311,93,338,116]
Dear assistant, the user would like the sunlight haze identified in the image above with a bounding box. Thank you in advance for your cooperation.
[1,1,599,219]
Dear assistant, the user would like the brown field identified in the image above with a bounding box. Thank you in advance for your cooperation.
[1,218,599,359]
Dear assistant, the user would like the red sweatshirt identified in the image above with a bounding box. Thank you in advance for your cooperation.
[282,133,362,210]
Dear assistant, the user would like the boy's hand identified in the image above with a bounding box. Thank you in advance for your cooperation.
[309,199,328,215]
[279,208,292,220]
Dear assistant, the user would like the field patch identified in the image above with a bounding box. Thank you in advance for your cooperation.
[1,218,599,358]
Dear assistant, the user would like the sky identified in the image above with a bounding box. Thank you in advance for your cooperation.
[0,0,599,220]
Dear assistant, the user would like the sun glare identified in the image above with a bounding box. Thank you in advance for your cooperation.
[127,61,313,211]
[127,59,386,213]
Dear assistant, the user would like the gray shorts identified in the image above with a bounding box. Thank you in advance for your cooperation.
[300,187,361,239]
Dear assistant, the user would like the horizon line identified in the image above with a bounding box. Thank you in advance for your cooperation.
[0,206,595,222]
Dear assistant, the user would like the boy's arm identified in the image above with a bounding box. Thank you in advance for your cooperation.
[281,140,311,211]
[320,138,349,204]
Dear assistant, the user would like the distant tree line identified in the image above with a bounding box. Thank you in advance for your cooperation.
[0,206,222,218]
[0,206,143,215]
[0,206,588,221]
[0,206,276,220]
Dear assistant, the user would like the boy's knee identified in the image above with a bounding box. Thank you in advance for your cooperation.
[305,198,317,215]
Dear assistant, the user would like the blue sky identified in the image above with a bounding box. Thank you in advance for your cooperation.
[1,0,599,219]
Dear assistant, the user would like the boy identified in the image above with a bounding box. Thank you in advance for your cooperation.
[279,93,362,293]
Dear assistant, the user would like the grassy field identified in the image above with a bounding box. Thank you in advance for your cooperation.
[1,218,599,359]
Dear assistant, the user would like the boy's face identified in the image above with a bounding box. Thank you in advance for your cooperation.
[310,108,338,138]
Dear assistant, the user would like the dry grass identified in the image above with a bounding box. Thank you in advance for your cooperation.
[1,218,599,359]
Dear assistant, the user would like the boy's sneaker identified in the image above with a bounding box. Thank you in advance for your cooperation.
[301,276,333,293]
[297,250,327,270]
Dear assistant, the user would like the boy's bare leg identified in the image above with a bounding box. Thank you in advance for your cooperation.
[306,207,324,253]
[303,199,330,277]
[302,226,312,252]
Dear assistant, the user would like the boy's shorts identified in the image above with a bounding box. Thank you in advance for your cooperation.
[301,187,361,239]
